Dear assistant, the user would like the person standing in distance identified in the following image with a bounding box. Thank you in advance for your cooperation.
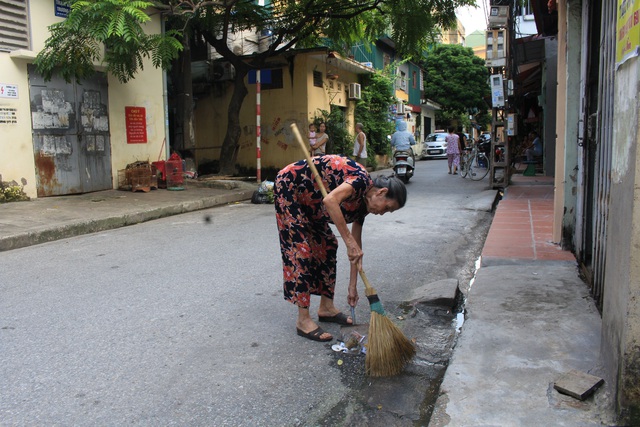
[352,123,368,167]
[446,126,462,175]
[311,122,329,156]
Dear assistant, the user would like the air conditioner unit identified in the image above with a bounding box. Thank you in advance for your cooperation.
[488,5,509,28]
[396,102,405,114]
[211,62,236,81]
[348,83,361,100]
[360,62,373,68]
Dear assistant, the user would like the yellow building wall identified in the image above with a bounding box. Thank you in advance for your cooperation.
[194,52,361,173]
[472,46,486,59]
[0,53,34,196]
[106,14,167,184]
[0,3,166,198]
[0,0,60,198]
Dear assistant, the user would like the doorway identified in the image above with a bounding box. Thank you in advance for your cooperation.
[28,65,112,196]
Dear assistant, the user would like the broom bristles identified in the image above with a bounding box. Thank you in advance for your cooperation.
[365,312,416,377]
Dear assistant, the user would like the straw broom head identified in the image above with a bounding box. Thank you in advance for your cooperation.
[360,270,415,376]
[365,312,416,377]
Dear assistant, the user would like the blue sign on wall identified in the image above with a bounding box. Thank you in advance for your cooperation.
[248,69,272,84]
[55,0,71,18]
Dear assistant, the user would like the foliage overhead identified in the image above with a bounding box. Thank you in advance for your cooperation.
[36,0,183,83]
[36,0,477,83]
[422,44,491,127]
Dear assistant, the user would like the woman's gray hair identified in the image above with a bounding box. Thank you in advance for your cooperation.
[372,175,407,208]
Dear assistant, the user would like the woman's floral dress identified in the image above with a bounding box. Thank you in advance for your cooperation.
[274,155,372,308]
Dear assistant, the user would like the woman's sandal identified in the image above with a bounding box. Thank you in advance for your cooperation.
[296,326,333,342]
[318,312,352,325]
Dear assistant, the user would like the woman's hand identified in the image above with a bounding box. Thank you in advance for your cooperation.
[348,282,359,307]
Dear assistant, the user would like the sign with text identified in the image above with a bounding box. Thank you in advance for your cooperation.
[125,106,147,144]
[55,0,71,18]
[616,0,640,67]
[0,83,18,99]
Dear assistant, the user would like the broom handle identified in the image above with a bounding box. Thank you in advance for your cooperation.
[289,123,376,296]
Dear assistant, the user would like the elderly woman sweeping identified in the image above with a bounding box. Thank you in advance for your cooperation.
[274,154,407,342]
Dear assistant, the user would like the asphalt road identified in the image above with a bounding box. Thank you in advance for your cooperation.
[0,158,495,426]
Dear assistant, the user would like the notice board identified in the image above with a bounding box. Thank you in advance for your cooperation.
[125,106,147,144]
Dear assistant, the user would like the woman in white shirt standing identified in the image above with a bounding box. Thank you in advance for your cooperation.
[352,123,368,166]
[311,122,329,156]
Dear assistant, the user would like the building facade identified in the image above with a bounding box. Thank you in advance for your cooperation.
[191,48,375,172]
[0,1,167,198]
[503,0,640,419]
[554,0,640,419]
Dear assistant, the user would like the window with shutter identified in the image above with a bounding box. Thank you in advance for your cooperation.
[0,0,30,52]
[313,70,323,88]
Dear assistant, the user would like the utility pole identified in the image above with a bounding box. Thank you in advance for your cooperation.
[485,0,513,188]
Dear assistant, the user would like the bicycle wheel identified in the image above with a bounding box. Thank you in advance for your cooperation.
[460,152,470,178]
[469,153,490,181]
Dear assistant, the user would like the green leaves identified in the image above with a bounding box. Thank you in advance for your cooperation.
[35,0,182,83]
[422,43,490,123]
[355,67,397,156]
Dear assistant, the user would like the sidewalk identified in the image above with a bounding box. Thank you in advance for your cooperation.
[430,174,616,426]
[0,179,258,252]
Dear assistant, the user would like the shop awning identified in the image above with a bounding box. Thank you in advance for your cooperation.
[514,36,545,96]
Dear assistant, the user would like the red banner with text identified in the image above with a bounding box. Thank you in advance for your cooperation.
[125,106,147,144]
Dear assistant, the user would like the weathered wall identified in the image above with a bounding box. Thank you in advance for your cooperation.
[555,0,581,246]
[0,3,166,198]
[603,56,640,419]
[194,52,363,173]
[543,38,557,177]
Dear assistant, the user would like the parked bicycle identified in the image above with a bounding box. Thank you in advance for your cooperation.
[461,140,490,181]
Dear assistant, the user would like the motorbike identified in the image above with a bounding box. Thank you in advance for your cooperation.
[393,149,415,183]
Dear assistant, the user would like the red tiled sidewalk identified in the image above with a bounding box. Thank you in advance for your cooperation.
[482,179,575,263]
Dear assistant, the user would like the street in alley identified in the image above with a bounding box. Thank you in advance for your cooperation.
[0,159,495,426]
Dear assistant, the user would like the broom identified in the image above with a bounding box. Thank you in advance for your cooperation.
[289,123,416,377]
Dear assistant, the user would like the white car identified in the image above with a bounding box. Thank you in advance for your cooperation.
[421,133,449,159]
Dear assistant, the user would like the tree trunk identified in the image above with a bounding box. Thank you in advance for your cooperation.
[173,34,194,153]
[181,36,195,152]
[218,68,249,176]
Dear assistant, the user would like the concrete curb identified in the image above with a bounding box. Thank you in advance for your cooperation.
[0,190,254,252]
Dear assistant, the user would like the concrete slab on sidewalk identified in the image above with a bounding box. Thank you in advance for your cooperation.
[0,181,257,252]
[429,260,615,426]
[410,278,460,308]
[461,189,500,212]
